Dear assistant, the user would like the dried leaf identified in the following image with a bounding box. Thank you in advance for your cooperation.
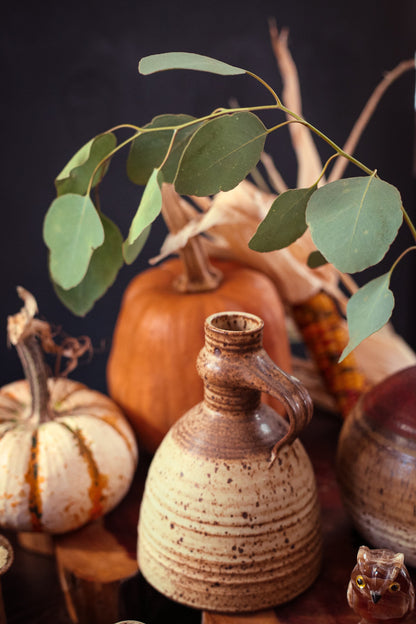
[268,21,324,188]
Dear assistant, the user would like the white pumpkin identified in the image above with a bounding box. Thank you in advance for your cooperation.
[0,288,138,534]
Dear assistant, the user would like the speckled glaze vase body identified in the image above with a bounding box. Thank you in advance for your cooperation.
[138,312,322,612]
[337,366,416,566]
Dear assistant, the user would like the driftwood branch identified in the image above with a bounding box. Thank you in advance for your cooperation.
[329,57,416,182]
[259,151,288,193]
[268,20,415,188]
[268,19,325,188]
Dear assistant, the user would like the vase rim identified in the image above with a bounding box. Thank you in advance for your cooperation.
[205,311,264,334]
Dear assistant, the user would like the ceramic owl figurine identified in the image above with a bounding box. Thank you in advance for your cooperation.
[348,546,415,623]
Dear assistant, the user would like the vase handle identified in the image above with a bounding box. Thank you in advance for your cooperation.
[243,349,313,465]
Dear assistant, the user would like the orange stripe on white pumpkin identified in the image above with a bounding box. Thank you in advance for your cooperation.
[58,422,108,522]
[25,431,43,530]
[57,414,137,513]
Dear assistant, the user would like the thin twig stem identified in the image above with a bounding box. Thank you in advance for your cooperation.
[329,58,416,182]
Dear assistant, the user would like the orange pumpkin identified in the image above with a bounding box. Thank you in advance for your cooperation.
[107,257,291,453]
[107,187,291,453]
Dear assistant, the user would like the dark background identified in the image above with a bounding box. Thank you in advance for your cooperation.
[1,0,415,394]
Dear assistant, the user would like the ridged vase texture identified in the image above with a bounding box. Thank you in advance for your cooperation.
[138,311,322,612]
[337,366,416,566]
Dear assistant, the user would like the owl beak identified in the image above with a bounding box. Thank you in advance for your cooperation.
[371,591,382,604]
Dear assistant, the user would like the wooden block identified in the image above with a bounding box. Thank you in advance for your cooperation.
[55,519,138,624]
[17,531,55,556]
[202,610,280,624]
[52,459,146,624]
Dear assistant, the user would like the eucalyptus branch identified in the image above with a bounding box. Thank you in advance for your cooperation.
[315,153,339,185]
[245,70,283,106]
[278,105,374,176]
[266,119,298,134]
[87,73,379,201]
[107,122,143,134]
[401,207,416,243]
[244,58,377,177]
[45,46,416,353]
[85,128,144,197]
[85,109,244,196]
[159,128,179,170]
[390,245,416,274]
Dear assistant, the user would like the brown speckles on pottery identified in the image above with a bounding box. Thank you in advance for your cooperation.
[337,366,416,566]
[138,312,322,612]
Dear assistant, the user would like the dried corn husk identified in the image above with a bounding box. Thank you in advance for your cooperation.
[151,180,343,305]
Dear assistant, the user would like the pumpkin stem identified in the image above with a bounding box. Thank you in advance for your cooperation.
[15,336,52,424]
[161,184,223,293]
[7,287,53,424]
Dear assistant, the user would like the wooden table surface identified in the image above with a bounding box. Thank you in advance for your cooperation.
[2,407,416,624]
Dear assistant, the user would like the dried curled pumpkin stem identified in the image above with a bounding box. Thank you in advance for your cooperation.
[7,287,92,425]
[161,183,223,293]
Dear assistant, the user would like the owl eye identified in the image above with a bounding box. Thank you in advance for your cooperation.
[389,582,400,593]
[356,575,366,588]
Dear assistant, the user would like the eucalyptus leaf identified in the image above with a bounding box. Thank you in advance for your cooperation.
[55,132,117,197]
[53,214,123,316]
[340,273,394,360]
[307,250,328,268]
[174,112,266,196]
[123,225,151,265]
[43,193,105,289]
[249,186,317,252]
[122,169,163,264]
[127,114,202,185]
[139,52,245,76]
[306,176,403,273]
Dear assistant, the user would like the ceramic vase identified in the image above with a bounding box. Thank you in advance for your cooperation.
[337,366,416,566]
[138,311,322,612]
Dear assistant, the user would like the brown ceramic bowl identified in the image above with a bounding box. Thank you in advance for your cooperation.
[337,366,416,565]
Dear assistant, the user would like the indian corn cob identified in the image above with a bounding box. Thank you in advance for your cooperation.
[292,291,370,417]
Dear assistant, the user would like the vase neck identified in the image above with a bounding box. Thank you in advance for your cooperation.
[197,311,313,465]
[203,383,261,414]
[203,312,264,355]
[200,312,264,414]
